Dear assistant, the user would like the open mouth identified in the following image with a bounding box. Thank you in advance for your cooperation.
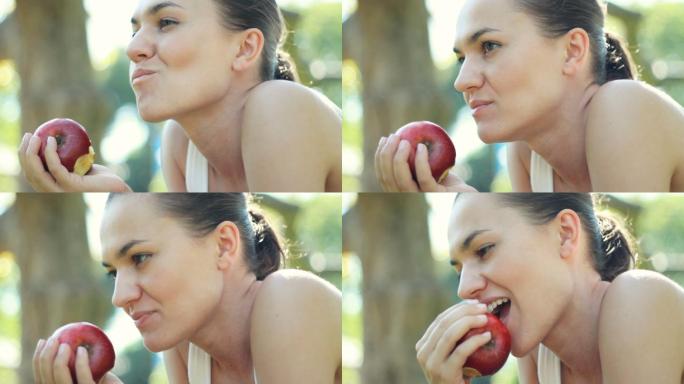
[487,298,511,321]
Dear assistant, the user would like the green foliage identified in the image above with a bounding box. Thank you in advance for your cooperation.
[636,196,684,255]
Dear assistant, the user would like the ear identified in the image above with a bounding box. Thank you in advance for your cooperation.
[562,27,591,77]
[231,28,265,73]
[556,209,581,259]
[214,221,241,270]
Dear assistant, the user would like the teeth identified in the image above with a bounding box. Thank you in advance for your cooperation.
[486,298,510,313]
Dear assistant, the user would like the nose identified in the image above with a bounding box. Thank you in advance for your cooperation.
[126,28,154,64]
[457,264,487,300]
[111,269,142,310]
[453,57,484,94]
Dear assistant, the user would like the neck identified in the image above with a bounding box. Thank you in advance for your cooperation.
[189,273,261,381]
[525,82,601,190]
[542,273,610,381]
[174,79,260,184]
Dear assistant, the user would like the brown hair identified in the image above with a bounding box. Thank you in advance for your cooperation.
[107,193,284,280]
[496,193,636,281]
[514,0,636,84]
[212,0,299,82]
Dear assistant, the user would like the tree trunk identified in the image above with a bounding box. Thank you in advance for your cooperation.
[353,0,453,191]
[12,0,111,191]
[5,194,110,384]
[346,194,450,384]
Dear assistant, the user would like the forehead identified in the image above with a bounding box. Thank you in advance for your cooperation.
[447,194,517,246]
[100,195,164,249]
[131,0,207,18]
[454,0,529,46]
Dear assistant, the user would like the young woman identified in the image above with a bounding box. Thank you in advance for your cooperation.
[416,194,684,383]
[19,0,342,192]
[375,0,684,192]
[33,193,341,384]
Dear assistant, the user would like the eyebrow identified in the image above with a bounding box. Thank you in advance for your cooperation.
[449,229,491,266]
[453,27,501,55]
[101,239,148,268]
[131,1,184,25]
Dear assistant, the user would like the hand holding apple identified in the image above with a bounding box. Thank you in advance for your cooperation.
[34,118,94,176]
[395,121,456,183]
[49,322,116,383]
[455,313,511,378]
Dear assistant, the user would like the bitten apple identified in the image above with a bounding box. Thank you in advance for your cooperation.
[395,121,456,183]
[51,322,115,382]
[456,312,511,378]
[34,118,95,176]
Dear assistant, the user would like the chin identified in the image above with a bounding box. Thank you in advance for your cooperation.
[141,333,177,353]
[136,101,172,123]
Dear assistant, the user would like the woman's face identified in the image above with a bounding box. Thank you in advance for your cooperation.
[101,195,224,352]
[448,194,573,356]
[127,0,242,122]
[453,0,568,143]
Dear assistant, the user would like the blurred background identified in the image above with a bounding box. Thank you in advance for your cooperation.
[342,0,684,192]
[0,0,342,192]
[0,192,341,383]
[342,193,684,383]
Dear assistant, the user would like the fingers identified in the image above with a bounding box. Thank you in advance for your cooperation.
[53,343,74,383]
[444,331,493,375]
[375,135,401,191]
[33,339,46,384]
[392,141,419,192]
[416,301,490,382]
[19,135,63,192]
[39,338,60,384]
[414,144,441,191]
[75,346,96,384]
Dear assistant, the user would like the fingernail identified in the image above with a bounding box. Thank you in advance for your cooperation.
[58,343,67,354]
[477,303,487,310]
[478,314,488,322]
[483,331,492,339]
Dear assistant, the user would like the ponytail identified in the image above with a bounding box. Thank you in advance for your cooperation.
[595,212,636,281]
[273,50,299,82]
[248,208,284,280]
[604,32,636,82]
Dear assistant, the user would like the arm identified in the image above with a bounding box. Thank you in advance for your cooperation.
[250,270,341,384]
[506,142,532,192]
[599,270,684,383]
[160,120,188,192]
[241,81,339,192]
[586,80,682,192]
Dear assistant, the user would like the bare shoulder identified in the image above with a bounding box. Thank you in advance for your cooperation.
[254,269,341,309]
[244,80,341,130]
[251,269,341,382]
[587,79,684,138]
[599,270,684,382]
[586,80,684,191]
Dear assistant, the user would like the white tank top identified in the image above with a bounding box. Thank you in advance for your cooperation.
[537,343,562,384]
[530,150,554,192]
[187,343,258,384]
[185,141,209,192]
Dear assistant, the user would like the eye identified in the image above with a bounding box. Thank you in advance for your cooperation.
[132,253,152,266]
[482,41,501,55]
[475,243,495,258]
[159,18,178,30]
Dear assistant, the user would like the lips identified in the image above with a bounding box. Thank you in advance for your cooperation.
[130,310,156,329]
[468,99,494,118]
[131,68,156,85]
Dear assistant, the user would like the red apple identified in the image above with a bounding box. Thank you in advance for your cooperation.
[456,312,511,378]
[395,121,456,183]
[34,118,95,176]
[51,322,115,382]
